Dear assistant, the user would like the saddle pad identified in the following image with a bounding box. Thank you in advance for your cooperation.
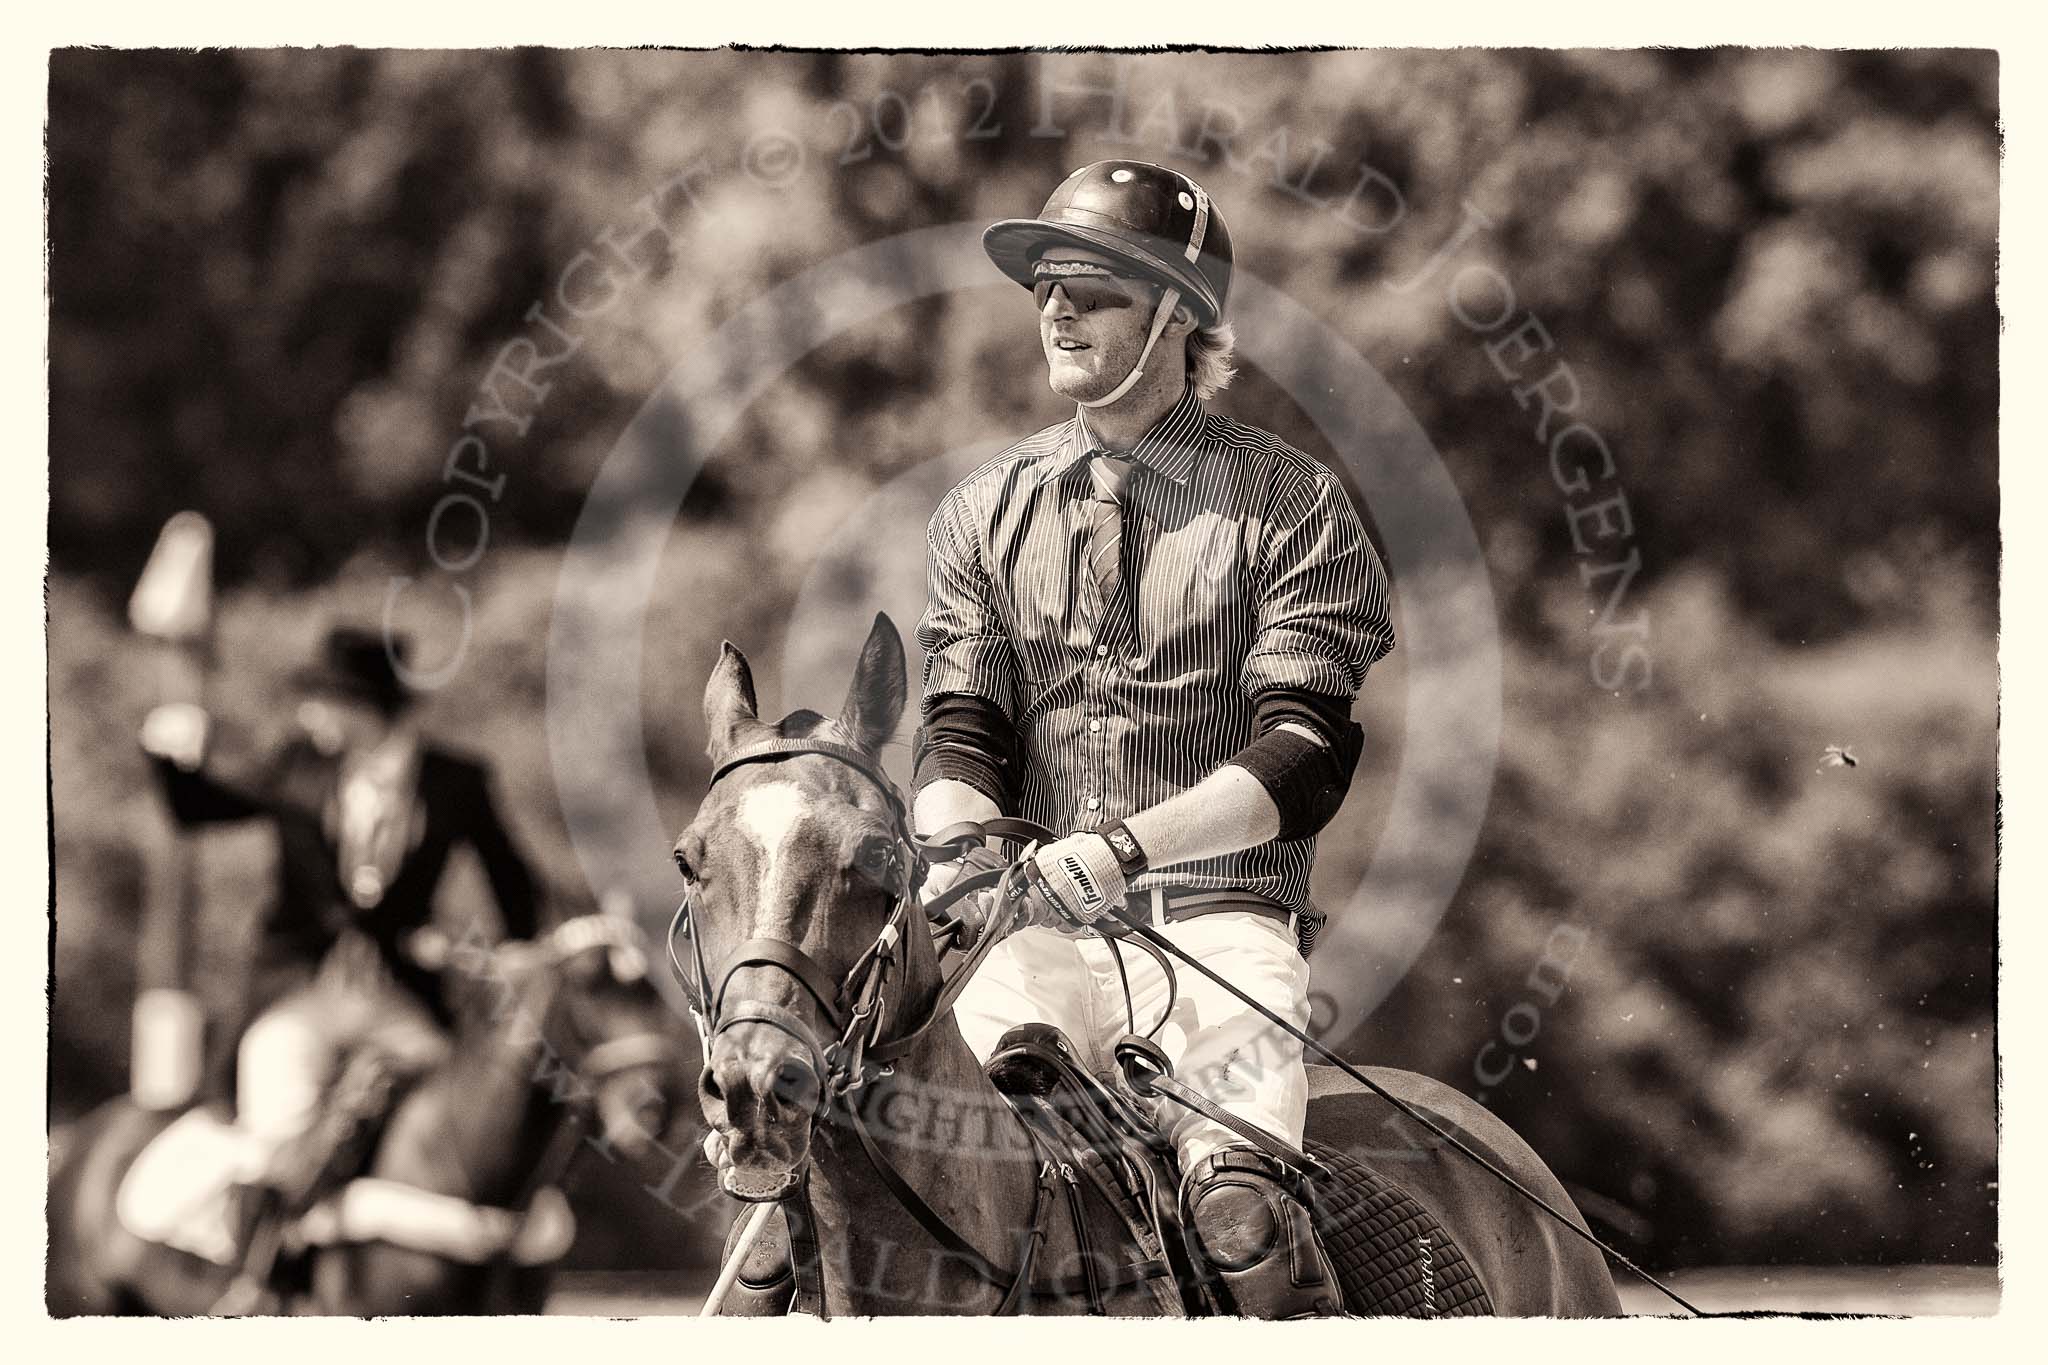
[115,1109,268,1265]
[1306,1141,1494,1317]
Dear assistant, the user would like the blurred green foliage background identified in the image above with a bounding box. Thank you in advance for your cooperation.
[47,49,1996,1271]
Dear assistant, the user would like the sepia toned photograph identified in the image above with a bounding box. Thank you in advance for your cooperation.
[41,46,1998,1318]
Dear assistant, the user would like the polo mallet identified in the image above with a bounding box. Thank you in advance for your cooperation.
[126,510,215,1111]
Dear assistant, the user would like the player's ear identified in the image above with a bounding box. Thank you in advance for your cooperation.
[1166,302,1198,336]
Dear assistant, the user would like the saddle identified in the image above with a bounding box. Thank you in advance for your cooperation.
[982,1024,1495,1317]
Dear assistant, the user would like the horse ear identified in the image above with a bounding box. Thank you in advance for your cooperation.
[837,613,906,756]
[704,640,760,763]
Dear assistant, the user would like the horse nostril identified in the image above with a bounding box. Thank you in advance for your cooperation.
[699,1065,724,1104]
[771,1059,820,1113]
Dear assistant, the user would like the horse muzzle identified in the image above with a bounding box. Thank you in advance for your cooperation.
[700,1022,826,1201]
[594,1070,670,1163]
[581,1033,687,1163]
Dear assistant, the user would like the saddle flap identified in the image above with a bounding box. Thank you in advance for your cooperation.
[983,1025,1209,1315]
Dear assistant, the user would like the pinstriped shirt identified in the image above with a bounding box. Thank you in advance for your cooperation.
[915,386,1395,911]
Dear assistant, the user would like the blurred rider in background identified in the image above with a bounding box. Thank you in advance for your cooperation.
[140,624,542,1303]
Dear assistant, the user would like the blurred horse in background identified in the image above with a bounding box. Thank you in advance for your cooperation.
[48,913,687,1316]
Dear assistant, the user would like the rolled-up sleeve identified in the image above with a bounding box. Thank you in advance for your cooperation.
[1239,467,1396,702]
[915,491,1019,721]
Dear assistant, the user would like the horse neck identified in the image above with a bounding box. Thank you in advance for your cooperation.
[804,1011,1047,1314]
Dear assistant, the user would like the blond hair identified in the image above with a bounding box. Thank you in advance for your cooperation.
[1186,320,1238,401]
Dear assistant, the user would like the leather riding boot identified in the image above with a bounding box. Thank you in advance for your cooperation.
[714,1205,794,1315]
[1182,1147,1344,1318]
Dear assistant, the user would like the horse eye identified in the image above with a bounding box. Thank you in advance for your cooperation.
[673,848,695,880]
[854,838,893,879]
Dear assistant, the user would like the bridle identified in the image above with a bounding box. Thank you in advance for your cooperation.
[667,737,992,1104]
[669,737,1163,1097]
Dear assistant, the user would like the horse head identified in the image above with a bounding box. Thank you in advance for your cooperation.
[481,911,689,1164]
[678,613,927,1201]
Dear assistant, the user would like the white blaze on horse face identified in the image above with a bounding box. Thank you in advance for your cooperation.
[736,781,814,933]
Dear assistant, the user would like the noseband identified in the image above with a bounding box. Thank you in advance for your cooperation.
[669,738,931,1108]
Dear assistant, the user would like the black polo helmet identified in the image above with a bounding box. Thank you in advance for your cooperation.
[983,160,1234,325]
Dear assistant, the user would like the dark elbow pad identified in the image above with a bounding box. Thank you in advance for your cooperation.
[1226,721,1364,842]
[912,693,1016,810]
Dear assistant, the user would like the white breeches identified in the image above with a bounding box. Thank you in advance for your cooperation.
[953,910,1312,1171]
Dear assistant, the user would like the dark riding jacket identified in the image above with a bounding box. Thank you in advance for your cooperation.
[152,725,541,1033]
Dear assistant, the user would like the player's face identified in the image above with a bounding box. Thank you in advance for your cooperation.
[298,694,393,754]
[1035,248,1162,403]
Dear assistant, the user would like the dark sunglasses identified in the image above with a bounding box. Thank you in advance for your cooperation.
[1032,271,1152,313]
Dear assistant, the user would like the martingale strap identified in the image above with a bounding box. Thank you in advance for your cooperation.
[783,1175,828,1319]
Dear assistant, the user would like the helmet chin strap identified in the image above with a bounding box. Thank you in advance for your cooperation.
[1079,286,1182,410]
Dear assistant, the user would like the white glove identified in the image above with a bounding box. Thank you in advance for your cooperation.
[140,702,208,770]
[1025,831,1128,926]
[403,926,452,970]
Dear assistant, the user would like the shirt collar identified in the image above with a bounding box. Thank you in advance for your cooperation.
[1033,385,1209,488]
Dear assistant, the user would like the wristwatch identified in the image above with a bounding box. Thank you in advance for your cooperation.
[1097,818,1149,876]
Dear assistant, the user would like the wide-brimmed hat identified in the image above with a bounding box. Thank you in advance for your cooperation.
[289,626,413,715]
[983,159,1234,325]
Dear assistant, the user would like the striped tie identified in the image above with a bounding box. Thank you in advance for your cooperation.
[1086,452,1132,623]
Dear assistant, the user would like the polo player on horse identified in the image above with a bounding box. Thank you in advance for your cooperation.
[139,624,543,1308]
[717,160,1395,1317]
